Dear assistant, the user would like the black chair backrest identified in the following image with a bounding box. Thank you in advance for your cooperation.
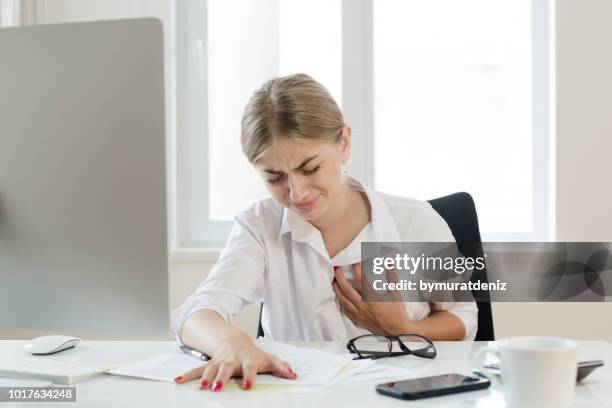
[257,192,494,341]
[428,192,494,341]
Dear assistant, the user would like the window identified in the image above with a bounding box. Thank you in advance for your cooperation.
[208,0,342,222]
[373,0,552,240]
[0,0,17,26]
[173,0,552,249]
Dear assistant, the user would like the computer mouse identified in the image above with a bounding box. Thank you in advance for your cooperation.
[23,335,81,355]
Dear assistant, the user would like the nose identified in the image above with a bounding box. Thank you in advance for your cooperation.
[288,175,310,203]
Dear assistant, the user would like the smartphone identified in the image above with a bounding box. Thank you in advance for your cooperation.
[473,360,604,382]
[376,373,490,400]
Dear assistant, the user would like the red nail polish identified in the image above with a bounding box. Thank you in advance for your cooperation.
[332,277,337,284]
[199,380,209,389]
[174,376,182,383]
[213,381,223,392]
[243,380,252,390]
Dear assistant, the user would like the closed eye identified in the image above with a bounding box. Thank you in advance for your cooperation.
[267,174,286,185]
[301,165,320,176]
[265,165,320,185]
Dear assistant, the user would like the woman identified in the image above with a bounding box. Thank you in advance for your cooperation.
[172,73,477,391]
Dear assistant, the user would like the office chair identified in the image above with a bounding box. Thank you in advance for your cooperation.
[257,192,495,341]
[427,192,495,341]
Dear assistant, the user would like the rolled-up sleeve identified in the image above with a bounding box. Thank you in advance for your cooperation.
[431,301,478,340]
[170,211,266,342]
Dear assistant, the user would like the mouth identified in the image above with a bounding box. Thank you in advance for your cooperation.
[291,196,320,212]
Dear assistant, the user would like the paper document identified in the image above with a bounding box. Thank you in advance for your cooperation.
[107,339,414,387]
[333,363,413,385]
[108,353,203,382]
[254,339,413,385]
[328,359,379,384]
[253,338,355,386]
[108,340,354,385]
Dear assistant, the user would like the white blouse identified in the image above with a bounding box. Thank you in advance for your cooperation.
[171,178,478,342]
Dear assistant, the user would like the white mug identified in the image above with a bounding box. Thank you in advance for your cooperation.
[474,337,578,408]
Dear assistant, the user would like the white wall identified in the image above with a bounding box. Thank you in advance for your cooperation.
[490,0,612,341]
[3,0,611,341]
[555,0,612,241]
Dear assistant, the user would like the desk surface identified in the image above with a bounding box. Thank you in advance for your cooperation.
[0,340,610,407]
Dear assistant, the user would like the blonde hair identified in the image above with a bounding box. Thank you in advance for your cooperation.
[241,73,345,163]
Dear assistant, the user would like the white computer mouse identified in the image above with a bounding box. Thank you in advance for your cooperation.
[24,335,81,355]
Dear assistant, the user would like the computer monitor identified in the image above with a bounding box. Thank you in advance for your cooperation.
[0,18,169,337]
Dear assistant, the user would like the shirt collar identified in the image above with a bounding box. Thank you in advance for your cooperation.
[279,205,318,242]
[278,176,402,243]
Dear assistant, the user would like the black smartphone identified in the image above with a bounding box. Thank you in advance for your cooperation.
[376,373,490,400]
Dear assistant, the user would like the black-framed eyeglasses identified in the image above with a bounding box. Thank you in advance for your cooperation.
[346,333,437,360]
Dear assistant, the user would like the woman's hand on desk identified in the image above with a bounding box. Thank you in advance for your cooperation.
[333,263,411,335]
[174,333,297,392]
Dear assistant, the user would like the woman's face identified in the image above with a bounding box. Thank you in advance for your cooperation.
[254,127,351,223]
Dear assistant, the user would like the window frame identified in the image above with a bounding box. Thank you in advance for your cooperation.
[171,0,553,252]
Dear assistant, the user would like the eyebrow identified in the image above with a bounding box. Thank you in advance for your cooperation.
[262,155,319,174]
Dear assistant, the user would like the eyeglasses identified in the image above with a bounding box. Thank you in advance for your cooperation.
[346,333,437,360]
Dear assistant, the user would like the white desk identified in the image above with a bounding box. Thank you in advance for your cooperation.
[0,340,610,407]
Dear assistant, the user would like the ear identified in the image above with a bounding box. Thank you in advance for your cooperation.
[339,125,352,164]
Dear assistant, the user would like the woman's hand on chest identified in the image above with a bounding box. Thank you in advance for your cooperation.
[332,263,412,335]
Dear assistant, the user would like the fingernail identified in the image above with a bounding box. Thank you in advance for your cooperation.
[332,277,337,284]
[243,380,252,390]
[174,376,182,383]
[333,266,340,272]
[213,381,223,392]
[199,380,209,389]
[289,368,297,377]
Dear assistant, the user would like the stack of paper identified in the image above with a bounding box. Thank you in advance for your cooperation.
[108,338,413,388]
